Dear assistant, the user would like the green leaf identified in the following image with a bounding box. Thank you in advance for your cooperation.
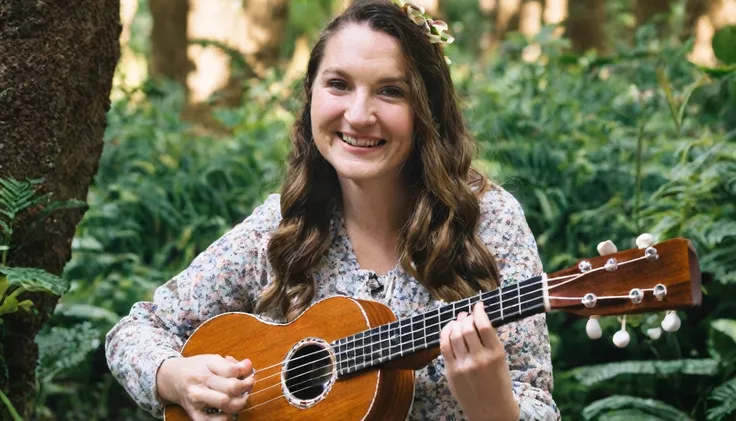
[566,359,719,387]
[53,303,119,324]
[583,396,693,421]
[713,25,736,65]
[0,267,70,296]
[708,377,736,421]
[35,322,101,381]
[711,319,736,344]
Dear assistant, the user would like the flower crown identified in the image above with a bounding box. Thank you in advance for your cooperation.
[391,0,455,64]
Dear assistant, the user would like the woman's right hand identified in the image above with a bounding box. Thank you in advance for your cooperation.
[156,354,255,420]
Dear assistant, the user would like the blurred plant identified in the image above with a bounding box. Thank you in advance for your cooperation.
[0,177,83,420]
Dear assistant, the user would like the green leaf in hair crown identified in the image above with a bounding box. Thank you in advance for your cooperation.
[392,0,454,64]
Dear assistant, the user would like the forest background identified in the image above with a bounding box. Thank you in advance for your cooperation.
[0,0,735,420]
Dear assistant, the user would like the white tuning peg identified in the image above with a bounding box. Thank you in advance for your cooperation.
[586,316,602,339]
[661,311,681,332]
[613,315,630,348]
[636,233,654,249]
[647,327,663,340]
[597,240,618,256]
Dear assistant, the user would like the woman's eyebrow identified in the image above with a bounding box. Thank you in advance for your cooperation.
[322,68,409,86]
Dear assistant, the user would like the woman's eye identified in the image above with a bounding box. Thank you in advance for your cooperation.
[381,86,405,98]
[328,79,348,90]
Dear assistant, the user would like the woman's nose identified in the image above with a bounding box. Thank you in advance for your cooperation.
[344,93,377,127]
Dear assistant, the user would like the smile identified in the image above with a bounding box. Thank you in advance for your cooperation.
[338,132,387,148]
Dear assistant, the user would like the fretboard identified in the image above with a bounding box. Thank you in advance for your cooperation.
[333,275,546,376]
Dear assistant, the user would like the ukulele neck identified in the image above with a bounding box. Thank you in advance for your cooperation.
[332,275,547,377]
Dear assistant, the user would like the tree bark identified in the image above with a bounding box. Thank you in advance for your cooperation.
[635,0,673,35]
[241,0,290,76]
[566,0,607,53]
[149,0,192,89]
[0,1,120,418]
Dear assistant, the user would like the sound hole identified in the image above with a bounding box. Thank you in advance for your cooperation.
[284,344,333,400]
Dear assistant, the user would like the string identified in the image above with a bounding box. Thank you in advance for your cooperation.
[546,254,649,291]
[250,252,650,387]
[239,300,549,414]
[245,293,547,400]
[251,275,551,380]
[218,248,658,415]
[248,277,546,388]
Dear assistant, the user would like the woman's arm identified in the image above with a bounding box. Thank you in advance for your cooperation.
[477,187,560,421]
[104,194,281,418]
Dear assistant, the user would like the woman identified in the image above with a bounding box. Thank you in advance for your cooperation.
[105,1,560,420]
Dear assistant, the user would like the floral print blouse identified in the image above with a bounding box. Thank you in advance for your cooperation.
[105,185,560,420]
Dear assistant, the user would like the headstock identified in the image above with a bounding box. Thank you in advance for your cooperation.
[545,237,702,318]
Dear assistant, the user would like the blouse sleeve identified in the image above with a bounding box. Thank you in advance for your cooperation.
[104,194,282,418]
[477,187,561,421]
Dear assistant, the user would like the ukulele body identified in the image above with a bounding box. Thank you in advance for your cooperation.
[163,296,421,421]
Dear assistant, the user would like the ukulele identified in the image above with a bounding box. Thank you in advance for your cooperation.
[163,237,702,421]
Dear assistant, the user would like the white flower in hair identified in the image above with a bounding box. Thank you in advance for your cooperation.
[392,0,455,64]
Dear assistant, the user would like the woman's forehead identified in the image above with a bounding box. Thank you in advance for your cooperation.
[320,23,408,76]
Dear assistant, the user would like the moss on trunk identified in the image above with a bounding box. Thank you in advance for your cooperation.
[0,0,120,418]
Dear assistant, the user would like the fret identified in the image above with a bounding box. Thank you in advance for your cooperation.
[411,314,424,352]
[355,331,366,370]
[339,338,347,375]
[334,275,547,379]
[399,318,413,356]
[425,306,441,346]
[501,285,520,319]
[483,289,501,326]
[368,327,377,367]
[389,321,401,358]
[438,302,455,327]
[517,281,522,316]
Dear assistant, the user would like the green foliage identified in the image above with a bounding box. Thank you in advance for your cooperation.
[707,377,736,421]
[35,322,100,382]
[0,268,69,297]
[712,25,736,65]
[582,396,693,421]
[34,4,736,421]
[566,359,719,388]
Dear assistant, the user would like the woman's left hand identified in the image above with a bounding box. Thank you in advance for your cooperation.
[440,301,520,421]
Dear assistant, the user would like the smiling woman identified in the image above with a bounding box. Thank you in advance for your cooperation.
[105,1,561,421]
[311,24,414,183]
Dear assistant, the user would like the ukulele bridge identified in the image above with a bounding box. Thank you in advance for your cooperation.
[281,337,337,410]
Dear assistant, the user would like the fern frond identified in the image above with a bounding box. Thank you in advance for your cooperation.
[566,359,719,387]
[35,322,100,381]
[707,377,736,421]
[582,395,693,421]
[0,178,47,220]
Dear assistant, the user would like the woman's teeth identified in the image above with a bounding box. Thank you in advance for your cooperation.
[339,133,385,148]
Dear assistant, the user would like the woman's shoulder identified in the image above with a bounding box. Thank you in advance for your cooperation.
[477,183,528,222]
[229,193,283,238]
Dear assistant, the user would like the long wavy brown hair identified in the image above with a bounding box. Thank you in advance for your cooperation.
[255,0,501,321]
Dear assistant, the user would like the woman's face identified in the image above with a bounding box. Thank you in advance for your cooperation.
[310,23,415,185]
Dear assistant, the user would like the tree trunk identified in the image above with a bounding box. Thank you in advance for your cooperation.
[241,0,290,76]
[567,0,607,53]
[635,0,673,35]
[484,0,521,52]
[0,1,120,418]
[149,0,192,89]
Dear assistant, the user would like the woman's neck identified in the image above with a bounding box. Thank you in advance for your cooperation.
[339,175,410,242]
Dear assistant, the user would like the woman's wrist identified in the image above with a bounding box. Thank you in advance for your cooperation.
[156,357,181,405]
